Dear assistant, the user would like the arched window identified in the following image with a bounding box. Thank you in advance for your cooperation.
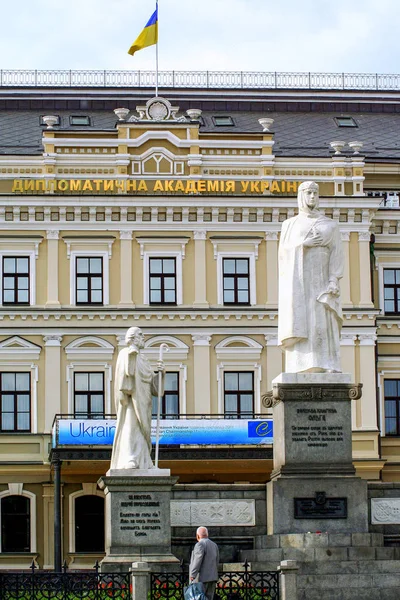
[75,495,104,552]
[1,495,30,552]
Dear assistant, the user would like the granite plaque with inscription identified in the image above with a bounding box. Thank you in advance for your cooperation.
[98,471,179,572]
[294,492,347,519]
[266,374,368,534]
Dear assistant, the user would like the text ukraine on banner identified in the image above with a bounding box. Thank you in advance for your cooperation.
[128,7,158,56]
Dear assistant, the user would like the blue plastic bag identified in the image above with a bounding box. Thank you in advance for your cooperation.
[184,582,207,600]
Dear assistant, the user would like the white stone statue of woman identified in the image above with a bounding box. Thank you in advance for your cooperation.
[110,327,164,470]
[278,181,344,373]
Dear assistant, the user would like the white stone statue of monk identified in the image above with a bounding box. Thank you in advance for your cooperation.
[278,181,344,373]
[110,327,164,470]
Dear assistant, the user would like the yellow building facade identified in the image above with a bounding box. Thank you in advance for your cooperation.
[0,83,398,568]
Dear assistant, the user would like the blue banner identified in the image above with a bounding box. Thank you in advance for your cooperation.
[54,418,273,447]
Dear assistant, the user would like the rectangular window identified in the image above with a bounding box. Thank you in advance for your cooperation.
[152,372,179,418]
[0,372,31,432]
[223,258,250,305]
[334,116,357,127]
[74,372,104,418]
[384,379,400,436]
[70,115,91,126]
[75,257,103,305]
[213,116,234,126]
[2,257,30,305]
[224,371,254,418]
[149,258,176,305]
[383,269,400,314]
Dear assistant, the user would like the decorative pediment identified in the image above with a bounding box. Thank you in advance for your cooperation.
[64,336,114,361]
[128,97,187,123]
[144,336,189,362]
[215,336,263,361]
[0,336,41,360]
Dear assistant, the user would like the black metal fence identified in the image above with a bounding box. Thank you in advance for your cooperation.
[0,563,131,600]
[151,561,279,600]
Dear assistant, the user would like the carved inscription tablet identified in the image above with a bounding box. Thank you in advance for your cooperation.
[294,494,347,519]
[291,407,344,449]
[119,493,162,538]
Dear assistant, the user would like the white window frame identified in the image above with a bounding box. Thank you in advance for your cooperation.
[215,336,263,416]
[143,336,189,415]
[68,485,105,553]
[138,238,189,306]
[377,359,400,437]
[0,250,38,307]
[375,252,400,316]
[0,363,39,433]
[211,239,261,306]
[69,251,109,306]
[0,484,36,553]
[66,363,112,415]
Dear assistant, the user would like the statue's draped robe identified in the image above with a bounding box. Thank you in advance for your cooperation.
[110,348,162,470]
[278,211,343,373]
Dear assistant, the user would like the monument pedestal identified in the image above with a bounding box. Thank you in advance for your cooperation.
[98,469,179,573]
[266,373,368,534]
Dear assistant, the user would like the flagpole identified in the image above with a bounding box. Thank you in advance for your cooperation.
[155,0,159,97]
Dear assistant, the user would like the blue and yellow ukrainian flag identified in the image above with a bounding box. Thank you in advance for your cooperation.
[128,6,158,56]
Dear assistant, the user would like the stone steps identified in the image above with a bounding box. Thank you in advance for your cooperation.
[242,545,400,563]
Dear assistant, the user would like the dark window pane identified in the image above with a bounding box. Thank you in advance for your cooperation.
[75,496,104,552]
[75,395,88,413]
[76,258,89,273]
[1,496,30,552]
[2,395,14,411]
[386,418,398,436]
[150,259,162,274]
[91,290,102,303]
[75,373,88,391]
[89,373,103,390]
[150,290,161,303]
[224,291,235,303]
[91,277,102,290]
[385,380,398,397]
[164,277,175,290]
[225,394,237,412]
[240,394,253,413]
[165,394,178,414]
[76,277,87,290]
[238,291,249,303]
[164,290,176,303]
[90,258,102,273]
[2,374,15,391]
[237,278,249,290]
[385,288,395,300]
[239,372,253,390]
[3,258,15,273]
[163,259,175,273]
[224,277,235,290]
[223,260,236,274]
[3,291,14,303]
[17,413,30,430]
[4,277,14,289]
[225,373,238,390]
[91,395,104,414]
[16,258,29,273]
[76,291,88,303]
[2,414,13,430]
[16,373,29,391]
[150,277,161,290]
[236,260,249,274]
[385,300,395,313]
[165,373,178,391]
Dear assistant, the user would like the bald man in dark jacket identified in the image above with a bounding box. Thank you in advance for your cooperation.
[189,526,219,600]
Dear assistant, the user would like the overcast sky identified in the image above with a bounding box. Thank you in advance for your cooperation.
[1,0,398,74]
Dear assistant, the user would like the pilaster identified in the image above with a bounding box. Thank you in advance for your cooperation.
[46,230,60,307]
[43,335,62,433]
[192,334,212,414]
[340,231,353,307]
[358,232,374,307]
[119,230,134,307]
[358,333,379,433]
[265,231,279,307]
[193,229,209,308]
